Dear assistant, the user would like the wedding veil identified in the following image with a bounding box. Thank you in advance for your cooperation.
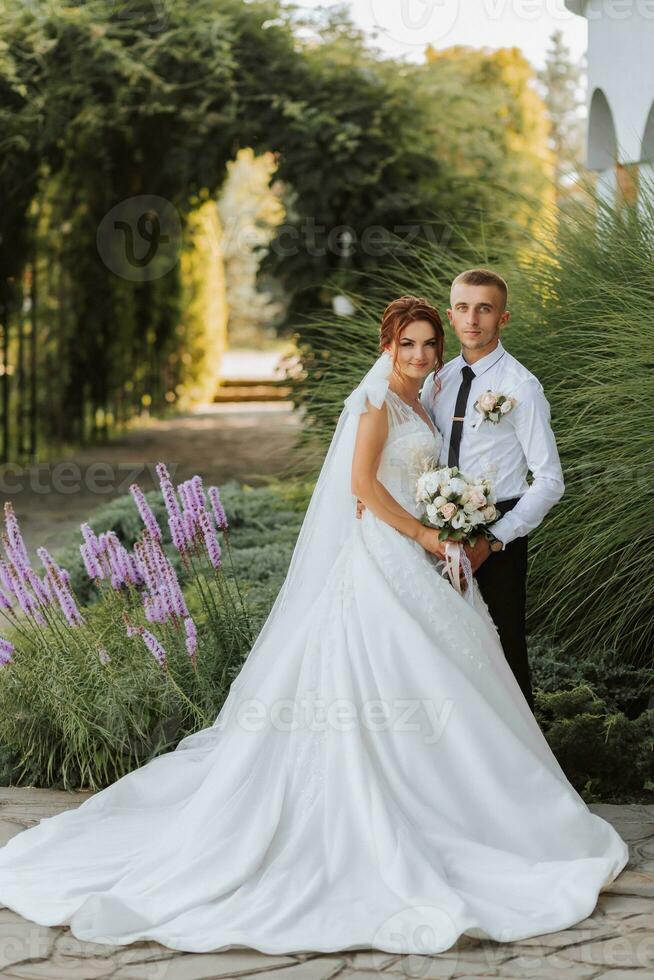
[175,352,394,746]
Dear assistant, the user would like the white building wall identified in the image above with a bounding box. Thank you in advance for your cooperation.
[567,0,654,164]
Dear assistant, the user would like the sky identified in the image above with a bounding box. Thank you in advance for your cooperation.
[289,0,587,70]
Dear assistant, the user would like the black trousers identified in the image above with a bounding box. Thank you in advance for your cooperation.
[474,497,534,712]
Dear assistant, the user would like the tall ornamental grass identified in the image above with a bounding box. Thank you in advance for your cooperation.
[0,465,251,790]
[292,181,654,669]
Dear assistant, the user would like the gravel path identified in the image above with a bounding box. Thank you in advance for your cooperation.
[1,402,301,558]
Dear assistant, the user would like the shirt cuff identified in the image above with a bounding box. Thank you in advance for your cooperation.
[488,514,517,548]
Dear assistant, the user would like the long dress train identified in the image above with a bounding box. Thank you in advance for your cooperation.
[0,360,629,955]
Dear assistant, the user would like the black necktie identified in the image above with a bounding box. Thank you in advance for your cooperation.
[448,365,476,468]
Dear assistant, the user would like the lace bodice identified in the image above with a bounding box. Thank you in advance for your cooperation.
[376,389,444,516]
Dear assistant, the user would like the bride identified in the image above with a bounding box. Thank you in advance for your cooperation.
[0,296,629,956]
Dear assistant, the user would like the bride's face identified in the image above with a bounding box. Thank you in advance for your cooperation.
[391,320,440,380]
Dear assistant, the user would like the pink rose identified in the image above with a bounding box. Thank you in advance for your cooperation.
[440,502,457,521]
[479,392,498,412]
[468,490,486,510]
[482,504,497,521]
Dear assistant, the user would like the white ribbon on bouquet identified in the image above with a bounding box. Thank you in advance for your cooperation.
[442,541,475,608]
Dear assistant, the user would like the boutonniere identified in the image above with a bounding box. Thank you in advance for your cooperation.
[473,390,517,426]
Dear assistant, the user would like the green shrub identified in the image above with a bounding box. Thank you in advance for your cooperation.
[534,684,654,803]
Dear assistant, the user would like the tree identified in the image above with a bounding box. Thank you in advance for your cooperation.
[537,30,586,192]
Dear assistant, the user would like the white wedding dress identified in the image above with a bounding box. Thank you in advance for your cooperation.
[0,353,629,956]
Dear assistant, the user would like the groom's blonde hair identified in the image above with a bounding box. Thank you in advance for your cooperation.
[451,268,508,311]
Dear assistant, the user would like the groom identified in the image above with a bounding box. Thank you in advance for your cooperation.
[419,268,565,711]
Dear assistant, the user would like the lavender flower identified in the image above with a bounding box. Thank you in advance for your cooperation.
[25,569,51,607]
[169,513,188,553]
[0,560,13,593]
[0,589,13,611]
[80,542,102,580]
[3,502,30,570]
[184,616,197,661]
[130,483,163,541]
[191,474,206,512]
[37,548,85,627]
[142,629,167,667]
[126,623,167,668]
[8,565,38,617]
[182,510,196,545]
[198,510,222,570]
[208,486,229,532]
[80,523,102,558]
[156,461,183,526]
[144,594,167,624]
[0,638,14,666]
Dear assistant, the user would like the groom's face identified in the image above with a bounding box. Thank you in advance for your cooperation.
[447,283,510,357]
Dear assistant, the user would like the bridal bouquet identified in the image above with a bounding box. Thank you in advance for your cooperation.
[415,464,498,602]
[415,464,498,544]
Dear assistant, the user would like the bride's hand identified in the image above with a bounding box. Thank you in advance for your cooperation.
[418,527,468,585]
[416,525,449,561]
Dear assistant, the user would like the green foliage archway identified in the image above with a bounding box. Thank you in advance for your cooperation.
[0,0,551,460]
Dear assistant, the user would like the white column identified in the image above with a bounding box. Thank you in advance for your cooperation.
[596,166,617,208]
[637,162,654,224]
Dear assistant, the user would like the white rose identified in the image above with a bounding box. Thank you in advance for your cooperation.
[446,477,467,496]
[433,495,447,508]
[452,510,468,529]
[440,502,457,521]
[482,504,497,521]
[467,489,486,510]
[421,473,440,495]
[500,397,515,415]
[479,392,497,412]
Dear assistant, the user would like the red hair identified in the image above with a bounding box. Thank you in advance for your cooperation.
[379,295,444,397]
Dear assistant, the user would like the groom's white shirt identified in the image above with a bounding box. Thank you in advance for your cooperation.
[420,339,564,548]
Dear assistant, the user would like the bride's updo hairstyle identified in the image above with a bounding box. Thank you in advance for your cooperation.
[379,295,444,397]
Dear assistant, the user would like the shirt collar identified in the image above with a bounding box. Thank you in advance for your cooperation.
[454,339,506,379]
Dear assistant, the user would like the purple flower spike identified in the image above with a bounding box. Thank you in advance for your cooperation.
[0,589,13,611]
[38,548,84,627]
[26,569,51,607]
[4,502,30,570]
[80,543,102,580]
[208,487,229,532]
[130,483,163,541]
[191,474,206,512]
[0,638,14,666]
[0,560,13,593]
[142,629,167,667]
[156,461,183,525]
[182,510,196,544]
[80,523,102,559]
[199,510,222,570]
[8,565,37,616]
[169,513,188,554]
[184,616,197,661]
[126,624,167,668]
[144,594,167,624]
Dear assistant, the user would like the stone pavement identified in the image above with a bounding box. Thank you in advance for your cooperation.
[0,790,652,979]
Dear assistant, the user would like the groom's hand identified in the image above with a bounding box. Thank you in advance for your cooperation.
[464,536,492,574]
